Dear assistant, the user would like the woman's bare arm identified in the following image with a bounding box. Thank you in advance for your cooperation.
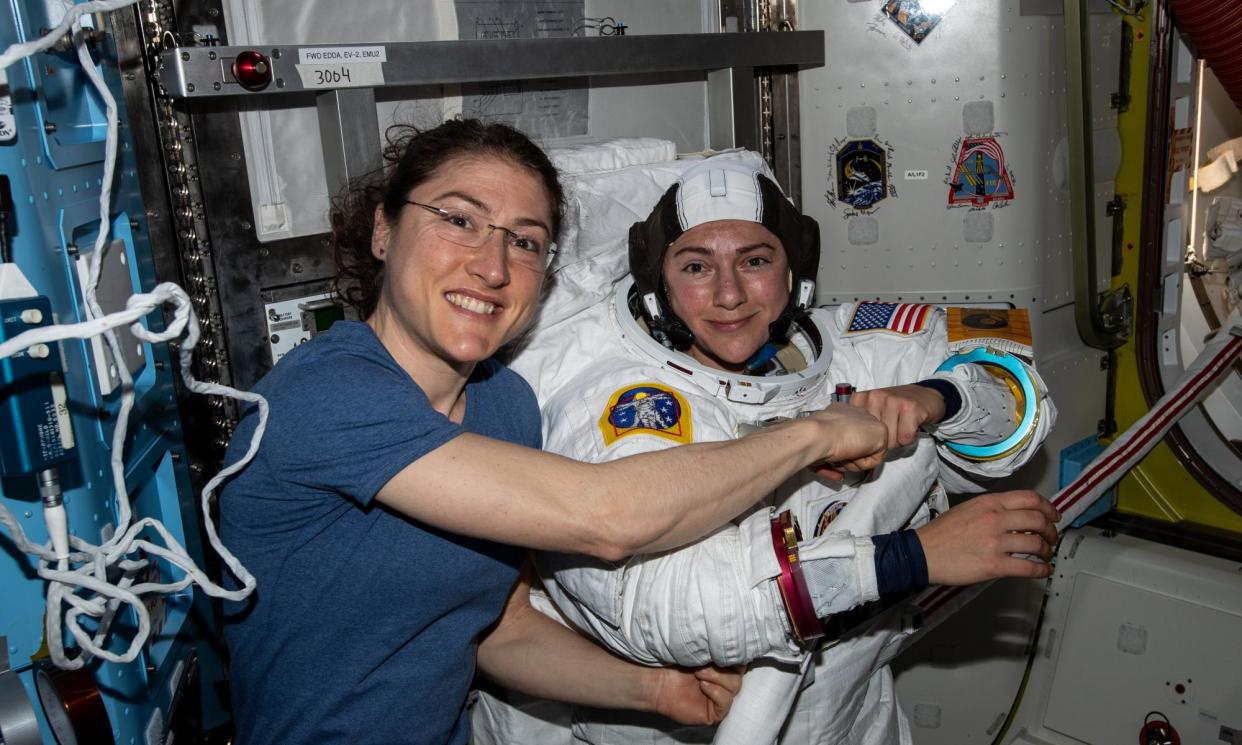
[376,404,886,561]
[476,563,741,724]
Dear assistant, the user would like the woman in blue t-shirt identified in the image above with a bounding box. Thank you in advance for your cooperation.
[220,119,890,745]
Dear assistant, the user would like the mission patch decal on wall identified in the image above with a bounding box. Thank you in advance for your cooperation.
[826,137,896,217]
[947,136,1015,208]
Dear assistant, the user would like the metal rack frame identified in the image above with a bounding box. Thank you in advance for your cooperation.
[159,32,825,195]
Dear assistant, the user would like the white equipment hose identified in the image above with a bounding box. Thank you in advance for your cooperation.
[0,1,262,669]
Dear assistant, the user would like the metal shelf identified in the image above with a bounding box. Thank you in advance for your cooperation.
[157,32,825,99]
[156,30,823,221]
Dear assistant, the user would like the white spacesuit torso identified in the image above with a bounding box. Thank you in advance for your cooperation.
[472,277,1055,745]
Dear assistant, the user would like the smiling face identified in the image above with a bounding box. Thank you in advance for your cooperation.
[368,154,554,377]
[661,220,791,372]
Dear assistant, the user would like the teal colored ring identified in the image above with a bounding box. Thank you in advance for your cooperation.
[934,347,1038,460]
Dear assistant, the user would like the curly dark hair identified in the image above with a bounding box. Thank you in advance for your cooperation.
[331,119,565,319]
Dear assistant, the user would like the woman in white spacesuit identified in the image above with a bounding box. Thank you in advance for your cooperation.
[219,122,902,745]
[472,156,1060,745]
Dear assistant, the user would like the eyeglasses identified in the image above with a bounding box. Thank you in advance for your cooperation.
[405,200,557,271]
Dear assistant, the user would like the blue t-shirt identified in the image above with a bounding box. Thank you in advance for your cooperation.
[219,321,540,745]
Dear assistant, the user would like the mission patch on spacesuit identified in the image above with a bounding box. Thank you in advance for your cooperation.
[598,383,693,446]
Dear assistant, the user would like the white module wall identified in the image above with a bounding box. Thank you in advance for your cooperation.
[800,1,1120,332]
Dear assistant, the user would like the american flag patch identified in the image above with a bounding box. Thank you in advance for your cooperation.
[846,302,932,335]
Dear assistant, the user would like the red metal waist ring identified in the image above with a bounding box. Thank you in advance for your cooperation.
[771,509,824,643]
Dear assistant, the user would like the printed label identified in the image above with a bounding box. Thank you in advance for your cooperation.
[50,373,75,451]
[295,63,385,89]
[904,169,929,180]
[298,46,387,64]
[0,69,16,143]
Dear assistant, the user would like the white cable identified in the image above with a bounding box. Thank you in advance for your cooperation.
[0,283,266,667]
[0,4,263,669]
[0,0,140,70]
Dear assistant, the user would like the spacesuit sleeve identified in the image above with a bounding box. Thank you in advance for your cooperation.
[535,392,873,668]
[918,312,1057,485]
[829,304,1057,487]
[829,304,1063,486]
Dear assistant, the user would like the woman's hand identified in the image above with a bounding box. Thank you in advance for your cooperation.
[916,490,1060,586]
[804,403,888,480]
[649,665,744,726]
[850,384,948,449]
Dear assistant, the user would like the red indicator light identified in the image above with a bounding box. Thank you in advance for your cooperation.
[232,50,272,91]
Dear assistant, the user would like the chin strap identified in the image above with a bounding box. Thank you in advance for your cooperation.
[765,278,816,349]
[743,343,779,373]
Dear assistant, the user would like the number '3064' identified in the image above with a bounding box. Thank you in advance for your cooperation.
[314,67,352,85]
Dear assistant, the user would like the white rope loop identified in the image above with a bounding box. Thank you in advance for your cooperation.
[0,7,262,670]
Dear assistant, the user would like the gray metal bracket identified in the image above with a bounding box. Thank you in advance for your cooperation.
[316,89,382,198]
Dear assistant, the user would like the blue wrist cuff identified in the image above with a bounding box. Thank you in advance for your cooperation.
[871,529,930,596]
[913,378,962,422]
